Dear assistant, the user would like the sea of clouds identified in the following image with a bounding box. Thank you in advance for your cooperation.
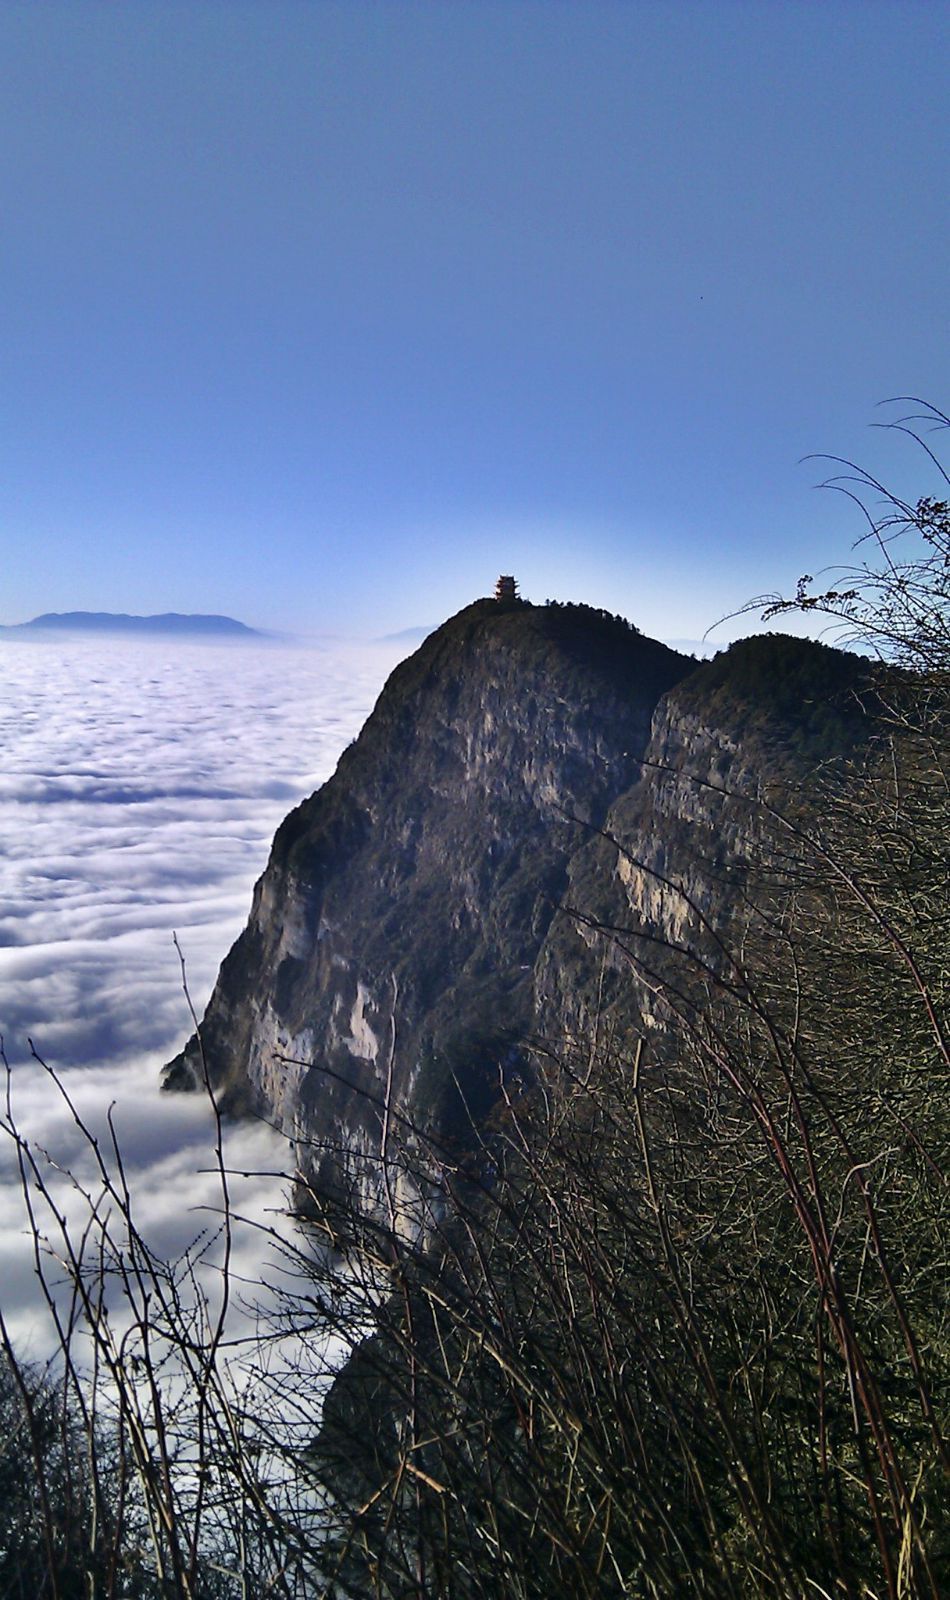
[0,631,407,1351]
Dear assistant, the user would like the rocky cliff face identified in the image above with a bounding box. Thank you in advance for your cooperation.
[165,603,876,1212]
[534,631,877,1058]
[164,599,690,1202]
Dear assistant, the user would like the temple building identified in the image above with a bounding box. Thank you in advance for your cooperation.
[494,574,519,601]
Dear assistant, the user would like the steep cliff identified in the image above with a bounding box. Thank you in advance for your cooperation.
[165,604,880,1218]
[164,599,691,1196]
[534,632,878,1056]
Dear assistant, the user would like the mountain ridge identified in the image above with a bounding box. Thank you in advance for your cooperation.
[1,610,261,637]
[164,597,879,1220]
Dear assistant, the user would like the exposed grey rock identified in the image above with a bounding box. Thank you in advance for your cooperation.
[164,599,688,1200]
[165,604,876,1218]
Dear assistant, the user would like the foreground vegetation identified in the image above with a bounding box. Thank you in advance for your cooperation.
[1,402,948,1596]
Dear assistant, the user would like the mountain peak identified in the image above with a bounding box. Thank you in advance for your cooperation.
[164,602,691,1160]
[164,600,879,1229]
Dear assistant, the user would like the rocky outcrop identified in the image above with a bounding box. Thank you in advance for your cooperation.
[164,600,690,1199]
[165,605,877,1213]
[534,631,879,1057]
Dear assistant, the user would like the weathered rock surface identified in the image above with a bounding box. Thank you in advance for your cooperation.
[533,631,877,1058]
[164,599,690,1194]
[165,603,876,1208]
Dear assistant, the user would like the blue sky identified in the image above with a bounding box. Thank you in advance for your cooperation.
[2,0,947,640]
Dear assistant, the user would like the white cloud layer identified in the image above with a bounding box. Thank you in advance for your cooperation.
[0,632,404,1350]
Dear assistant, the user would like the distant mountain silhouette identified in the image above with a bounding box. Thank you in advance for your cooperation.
[2,611,261,637]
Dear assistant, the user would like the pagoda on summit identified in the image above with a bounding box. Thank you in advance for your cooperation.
[494,574,519,601]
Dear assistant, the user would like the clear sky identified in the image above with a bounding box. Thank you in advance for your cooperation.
[2,0,947,641]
